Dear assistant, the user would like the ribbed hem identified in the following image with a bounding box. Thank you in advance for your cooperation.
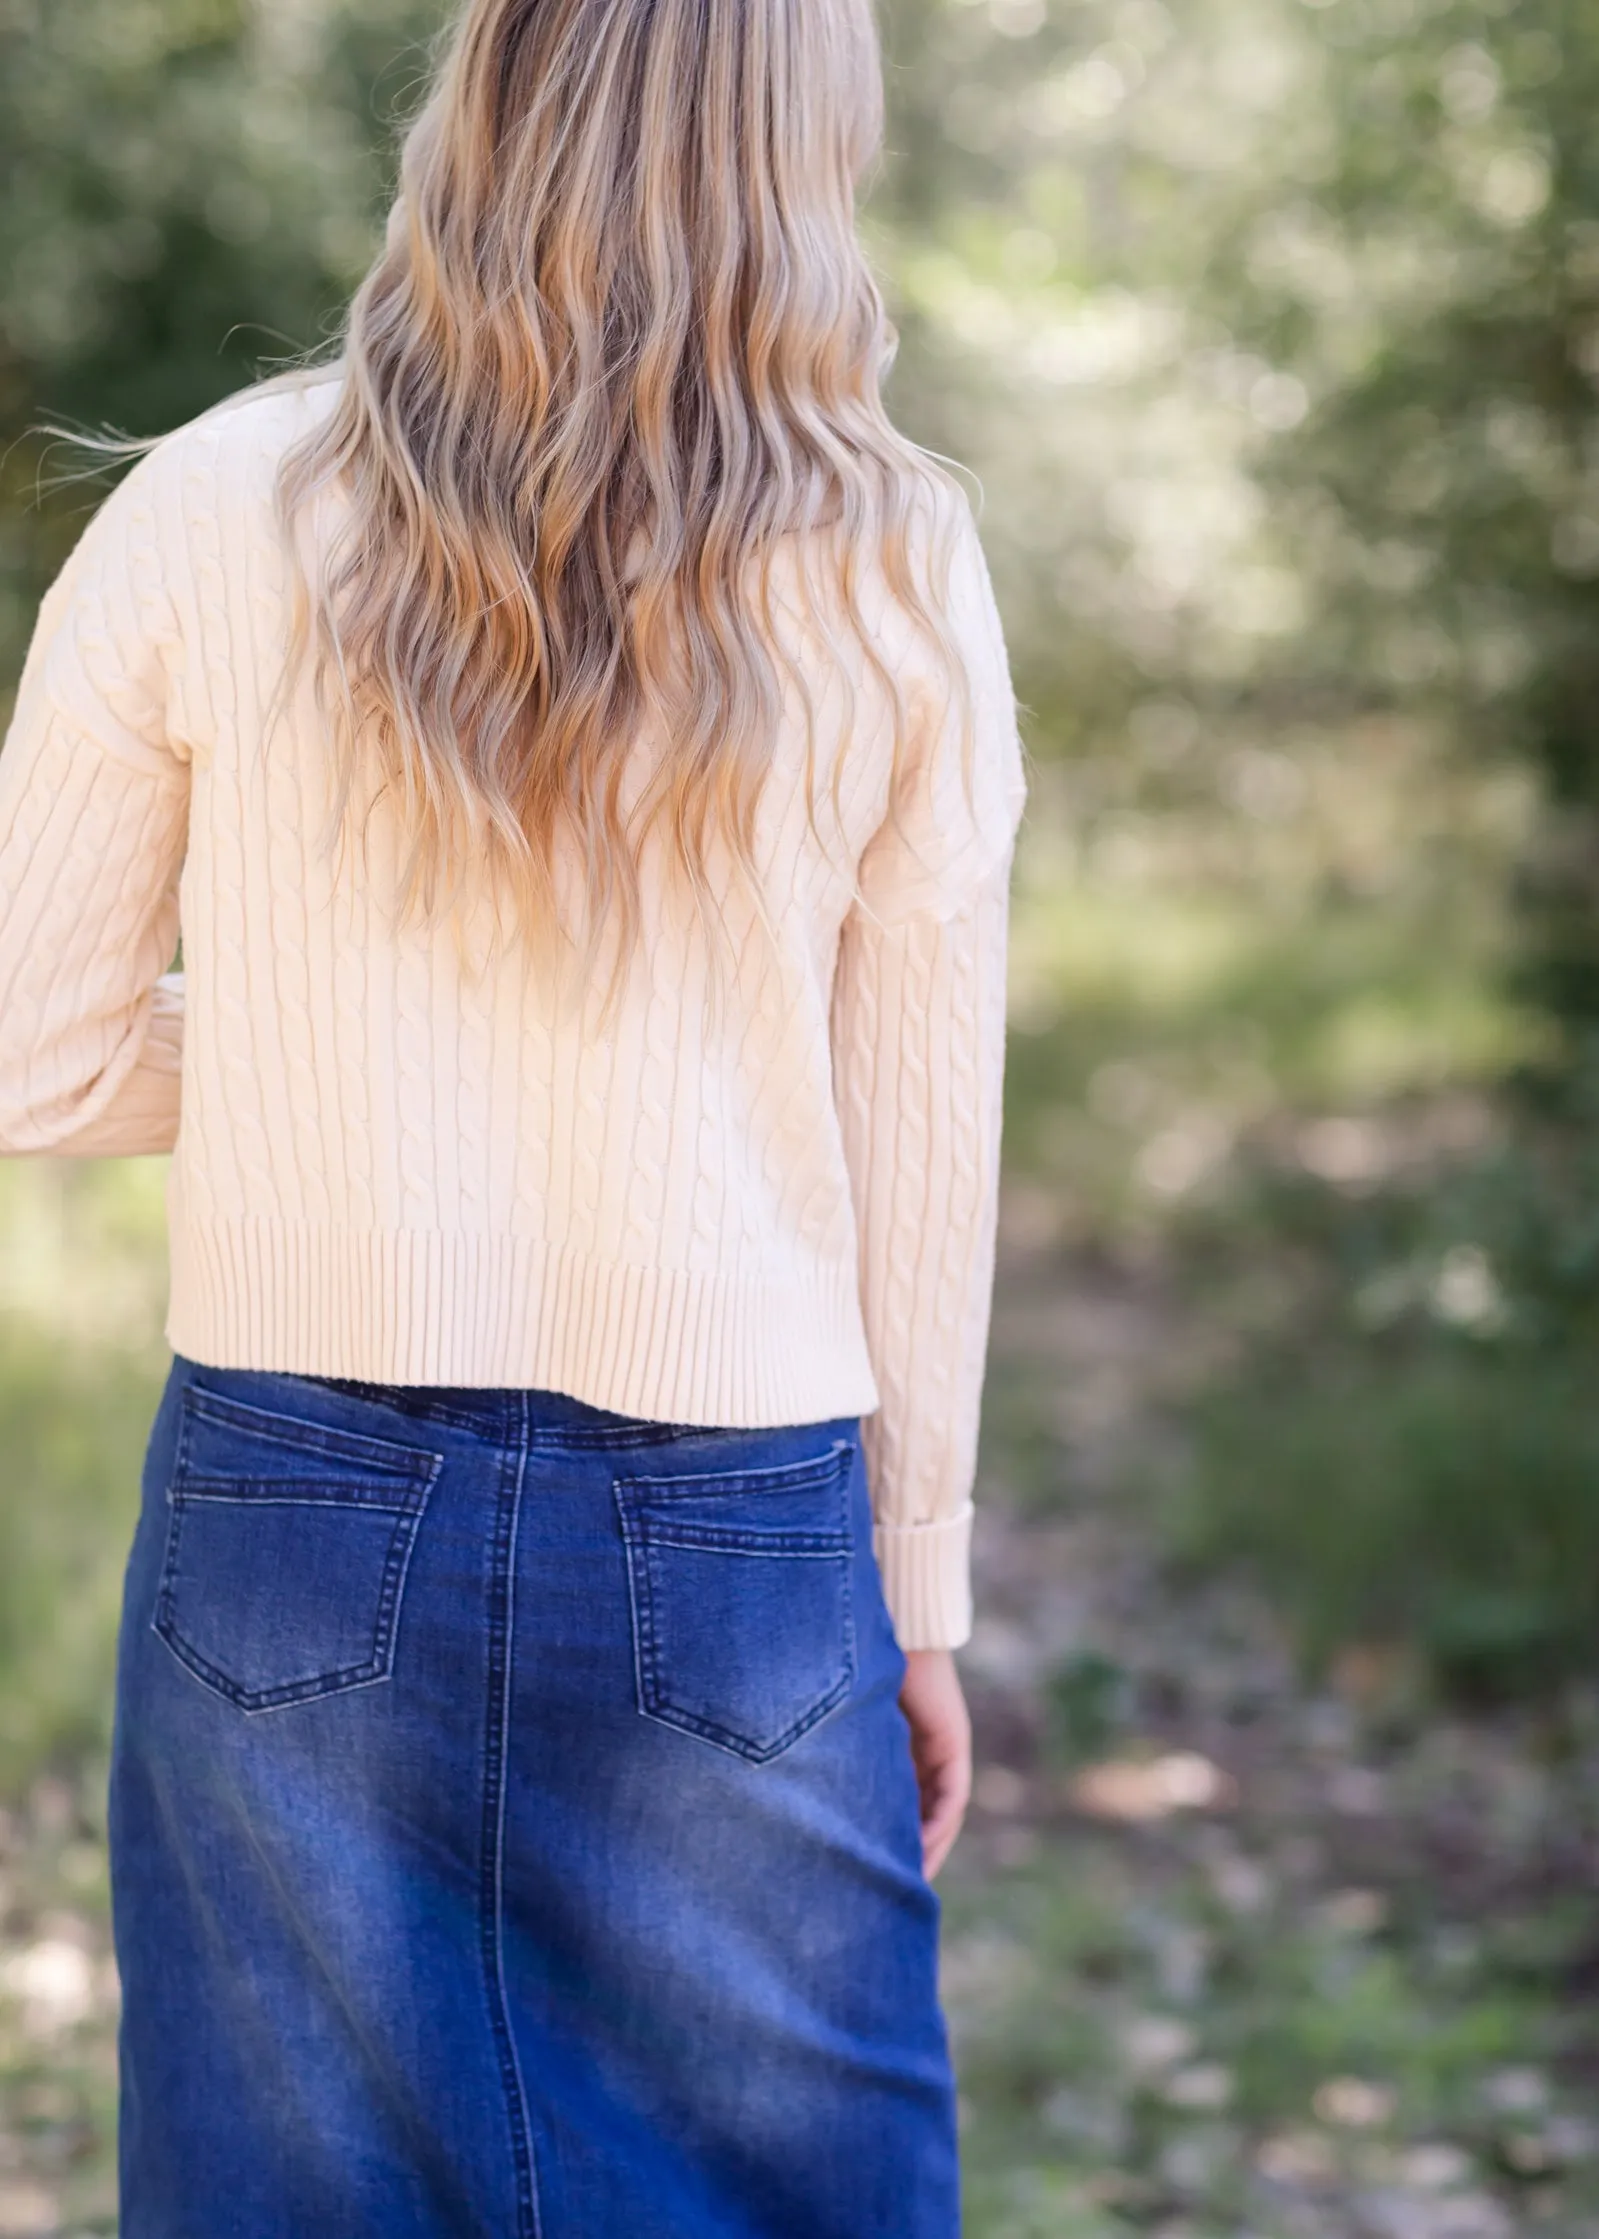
[873,1505,974,1651]
[167,1217,881,1430]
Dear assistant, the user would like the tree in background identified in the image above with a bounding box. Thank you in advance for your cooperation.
[0,0,435,663]
[1248,2,1599,1083]
[879,0,1599,1088]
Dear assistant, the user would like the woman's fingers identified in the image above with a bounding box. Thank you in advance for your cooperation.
[898,1647,973,1879]
[919,1753,969,1878]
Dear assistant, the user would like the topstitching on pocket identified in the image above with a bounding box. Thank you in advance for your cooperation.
[613,1439,858,1763]
[152,1383,443,1713]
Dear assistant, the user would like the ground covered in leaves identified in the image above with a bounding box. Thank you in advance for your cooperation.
[2,1225,1597,2238]
[946,1226,1599,2239]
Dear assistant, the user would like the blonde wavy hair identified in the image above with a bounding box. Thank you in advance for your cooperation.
[273,0,974,983]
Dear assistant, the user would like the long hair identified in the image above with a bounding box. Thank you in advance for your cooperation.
[272,0,974,991]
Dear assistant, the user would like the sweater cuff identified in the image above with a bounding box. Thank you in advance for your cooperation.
[872,1505,974,1651]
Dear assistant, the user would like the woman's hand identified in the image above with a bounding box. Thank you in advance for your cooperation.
[899,1648,972,1879]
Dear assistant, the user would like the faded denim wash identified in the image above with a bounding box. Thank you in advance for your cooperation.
[109,1353,960,2238]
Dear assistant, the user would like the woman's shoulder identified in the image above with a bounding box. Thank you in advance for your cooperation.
[128,369,345,518]
[27,372,349,685]
[762,472,990,653]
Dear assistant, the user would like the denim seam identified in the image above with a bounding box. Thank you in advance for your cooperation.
[634,1526,850,1558]
[163,1485,427,1512]
[182,1385,442,1479]
[479,1390,543,2239]
[277,1383,701,1447]
[613,1440,855,1500]
[634,1637,856,1764]
[291,1380,515,1438]
[526,1422,700,1451]
[616,1492,657,1760]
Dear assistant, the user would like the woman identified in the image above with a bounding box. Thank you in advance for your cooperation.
[0,0,1026,2232]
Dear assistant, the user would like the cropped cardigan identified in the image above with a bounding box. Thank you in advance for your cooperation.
[0,377,1027,1649]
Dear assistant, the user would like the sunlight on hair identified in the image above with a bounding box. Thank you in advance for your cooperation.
[264,0,979,1014]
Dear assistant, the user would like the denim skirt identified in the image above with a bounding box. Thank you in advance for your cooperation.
[108,1353,959,2238]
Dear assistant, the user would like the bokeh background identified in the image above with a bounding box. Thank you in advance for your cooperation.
[4,1,1599,2233]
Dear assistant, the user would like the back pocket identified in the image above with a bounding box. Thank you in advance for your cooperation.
[614,1440,857,1763]
[154,1384,442,1713]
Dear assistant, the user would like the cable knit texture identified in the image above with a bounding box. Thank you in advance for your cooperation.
[0,381,1026,1648]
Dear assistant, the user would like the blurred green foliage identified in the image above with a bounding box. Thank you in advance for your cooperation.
[1166,1048,1599,1705]
[0,1327,153,1787]
[878,0,1599,1068]
[0,0,436,649]
[1178,1348,1599,1702]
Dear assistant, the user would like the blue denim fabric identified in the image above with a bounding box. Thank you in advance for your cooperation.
[109,1354,959,2238]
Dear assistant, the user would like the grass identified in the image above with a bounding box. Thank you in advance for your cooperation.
[1002,717,1539,1236]
[0,1325,166,1794]
[1172,1346,1599,1705]
[942,1320,1599,2239]
[945,1822,1599,2239]
[0,1158,168,1799]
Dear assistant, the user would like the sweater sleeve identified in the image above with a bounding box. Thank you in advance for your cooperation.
[831,495,1028,1650]
[0,455,191,1158]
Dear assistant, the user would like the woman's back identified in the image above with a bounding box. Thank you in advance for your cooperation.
[0,365,1023,1644]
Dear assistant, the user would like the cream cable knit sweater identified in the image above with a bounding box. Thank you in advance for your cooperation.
[0,379,1026,1649]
